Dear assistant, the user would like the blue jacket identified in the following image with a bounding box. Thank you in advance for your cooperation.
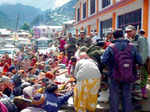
[101,39,142,78]
[41,91,73,112]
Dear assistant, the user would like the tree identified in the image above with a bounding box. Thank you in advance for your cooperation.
[20,22,30,31]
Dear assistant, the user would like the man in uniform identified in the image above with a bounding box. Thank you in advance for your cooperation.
[77,30,92,47]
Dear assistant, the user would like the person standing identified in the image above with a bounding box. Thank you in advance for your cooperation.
[74,52,101,112]
[101,29,142,112]
[66,33,77,62]
[104,32,113,49]
[59,37,66,53]
[126,25,149,99]
[77,30,92,48]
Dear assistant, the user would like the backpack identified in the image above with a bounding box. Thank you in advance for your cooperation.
[110,43,136,83]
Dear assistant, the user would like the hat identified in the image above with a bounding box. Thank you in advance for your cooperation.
[139,29,145,33]
[14,96,32,111]
[125,25,136,31]
[80,46,89,52]
[23,86,34,99]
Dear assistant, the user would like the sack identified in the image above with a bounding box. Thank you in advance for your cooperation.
[111,43,136,83]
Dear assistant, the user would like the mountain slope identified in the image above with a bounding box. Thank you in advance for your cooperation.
[54,0,77,17]
[31,0,77,26]
[0,11,10,28]
[0,0,77,28]
[0,3,42,29]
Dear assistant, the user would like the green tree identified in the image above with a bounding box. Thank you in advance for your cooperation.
[21,22,30,31]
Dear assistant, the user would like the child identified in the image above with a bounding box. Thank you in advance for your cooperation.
[68,57,77,77]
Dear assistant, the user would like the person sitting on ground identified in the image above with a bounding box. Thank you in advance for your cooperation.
[32,83,73,112]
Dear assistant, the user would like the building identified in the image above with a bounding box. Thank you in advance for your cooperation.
[0,29,12,38]
[33,25,63,39]
[17,30,31,38]
[74,0,150,39]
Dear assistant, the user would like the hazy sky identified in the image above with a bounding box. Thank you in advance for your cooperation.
[0,0,71,10]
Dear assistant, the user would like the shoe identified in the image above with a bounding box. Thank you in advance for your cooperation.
[98,89,109,103]
[133,96,143,101]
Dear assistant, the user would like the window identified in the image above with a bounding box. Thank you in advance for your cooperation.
[83,2,86,19]
[102,0,111,8]
[77,8,80,22]
[90,0,95,15]
[118,9,142,29]
[100,18,112,39]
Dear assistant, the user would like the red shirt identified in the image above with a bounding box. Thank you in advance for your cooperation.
[104,41,111,49]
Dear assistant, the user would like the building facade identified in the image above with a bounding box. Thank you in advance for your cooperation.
[33,26,63,39]
[74,0,150,39]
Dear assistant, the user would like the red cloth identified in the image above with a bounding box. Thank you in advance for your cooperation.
[31,58,37,66]
[104,41,111,49]
[61,56,67,65]
[3,64,9,73]
[45,72,55,79]
[5,58,11,66]
[59,39,66,50]
[3,58,11,73]
[0,62,9,73]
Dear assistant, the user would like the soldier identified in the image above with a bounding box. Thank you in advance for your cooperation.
[65,33,77,61]
[77,30,92,47]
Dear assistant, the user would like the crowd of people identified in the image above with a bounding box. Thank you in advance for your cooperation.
[0,24,149,112]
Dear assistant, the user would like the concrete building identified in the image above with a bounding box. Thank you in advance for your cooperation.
[33,25,63,39]
[0,29,12,38]
[74,0,150,39]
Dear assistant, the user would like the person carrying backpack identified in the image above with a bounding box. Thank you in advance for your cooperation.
[101,29,142,112]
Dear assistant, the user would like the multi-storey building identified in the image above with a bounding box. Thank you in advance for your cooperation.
[74,0,150,39]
